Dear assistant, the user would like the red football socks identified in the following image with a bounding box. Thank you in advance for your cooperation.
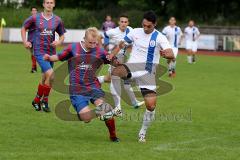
[105,118,117,139]
[34,84,45,103]
[42,84,51,103]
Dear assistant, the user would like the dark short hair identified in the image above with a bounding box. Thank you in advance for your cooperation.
[31,7,37,11]
[143,10,157,24]
[119,14,129,19]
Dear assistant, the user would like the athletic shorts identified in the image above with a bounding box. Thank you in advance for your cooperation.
[186,40,198,52]
[125,63,157,91]
[35,54,54,73]
[70,89,105,113]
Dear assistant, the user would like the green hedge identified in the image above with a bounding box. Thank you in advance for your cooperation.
[0,7,149,29]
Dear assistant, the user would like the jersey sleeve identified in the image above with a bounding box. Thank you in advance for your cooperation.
[22,16,35,30]
[103,29,114,45]
[123,29,134,44]
[184,27,188,34]
[56,18,66,36]
[157,34,171,50]
[162,27,167,35]
[57,44,73,61]
[196,28,200,35]
[179,27,183,36]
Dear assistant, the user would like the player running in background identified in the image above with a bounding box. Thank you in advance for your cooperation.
[162,17,183,77]
[44,27,122,142]
[21,0,66,112]
[184,20,200,64]
[111,11,174,142]
[98,15,144,110]
[27,7,38,73]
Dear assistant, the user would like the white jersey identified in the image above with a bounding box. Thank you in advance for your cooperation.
[104,26,133,46]
[124,28,171,64]
[162,25,182,48]
[184,26,200,41]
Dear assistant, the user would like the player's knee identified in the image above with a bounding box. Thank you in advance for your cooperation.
[97,102,113,113]
[146,105,156,112]
[104,75,111,83]
[112,64,132,80]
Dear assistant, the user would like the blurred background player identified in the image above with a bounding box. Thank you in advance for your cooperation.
[162,17,183,77]
[21,0,66,112]
[98,15,144,110]
[184,20,200,64]
[44,27,122,142]
[111,11,174,142]
[27,7,38,73]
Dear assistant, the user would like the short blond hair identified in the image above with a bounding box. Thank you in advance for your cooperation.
[84,27,99,39]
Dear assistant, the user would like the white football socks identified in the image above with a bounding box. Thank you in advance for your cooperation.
[123,83,138,106]
[97,76,105,84]
[110,76,121,108]
[139,109,155,137]
[187,56,192,64]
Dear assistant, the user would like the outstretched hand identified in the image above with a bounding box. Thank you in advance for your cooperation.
[43,54,50,61]
[24,41,32,49]
[50,41,60,48]
[106,54,114,61]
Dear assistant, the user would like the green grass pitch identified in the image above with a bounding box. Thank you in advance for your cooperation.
[0,43,240,160]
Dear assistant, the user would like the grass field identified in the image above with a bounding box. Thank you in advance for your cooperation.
[0,43,240,160]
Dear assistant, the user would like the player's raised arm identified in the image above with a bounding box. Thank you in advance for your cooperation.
[21,16,35,49]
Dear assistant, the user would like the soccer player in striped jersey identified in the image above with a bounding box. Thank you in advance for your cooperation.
[27,7,38,73]
[184,20,200,64]
[162,17,183,77]
[111,11,174,142]
[44,27,122,142]
[98,15,144,110]
[21,0,66,112]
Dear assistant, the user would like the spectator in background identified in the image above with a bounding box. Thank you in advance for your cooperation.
[101,15,116,48]
[101,15,116,32]
[28,7,38,73]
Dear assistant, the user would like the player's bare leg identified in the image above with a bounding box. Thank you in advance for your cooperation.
[78,100,114,123]
[138,91,156,142]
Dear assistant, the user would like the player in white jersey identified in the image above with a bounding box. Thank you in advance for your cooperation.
[110,11,174,142]
[162,17,183,77]
[184,20,200,64]
[98,15,144,110]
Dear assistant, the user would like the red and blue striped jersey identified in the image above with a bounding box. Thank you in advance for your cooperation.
[23,12,66,55]
[58,42,110,95]
[27,28,35,42]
